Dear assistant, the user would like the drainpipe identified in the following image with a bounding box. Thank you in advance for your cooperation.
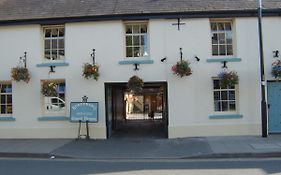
[257,0,268,137]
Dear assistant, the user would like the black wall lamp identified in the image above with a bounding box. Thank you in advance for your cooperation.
[133,63,139,71]
[273,50,279,58]
[19,52,27,68]
[195,56,200,62]
[49,66,55,73]
[222,61,228,68]
[161,57,167,62]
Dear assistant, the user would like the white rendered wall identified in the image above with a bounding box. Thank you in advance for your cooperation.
[0,16,277,138]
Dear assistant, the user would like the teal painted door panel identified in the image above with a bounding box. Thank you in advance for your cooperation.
[268,82,281,133]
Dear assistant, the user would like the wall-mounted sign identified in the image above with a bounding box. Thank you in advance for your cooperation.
[70,102,98,123]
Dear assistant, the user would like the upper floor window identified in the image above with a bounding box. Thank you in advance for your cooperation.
[125,23,148,58]
[0,83,12,114]
[211,21,233,56]
[44,26,65,61]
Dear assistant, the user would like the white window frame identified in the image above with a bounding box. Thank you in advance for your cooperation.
[212,78,238,114]
[43,25,65,62]
[0,82,12,116]
[41,80,66,115]
[210,19,234,57]
[124,22,149,59]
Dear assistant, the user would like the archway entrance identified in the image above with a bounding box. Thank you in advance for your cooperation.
[105,82,168,139]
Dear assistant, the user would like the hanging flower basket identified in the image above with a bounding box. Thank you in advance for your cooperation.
[82,63,99,81]
[11,67,30,83]
[272,60,281,79]
[127,75,144,93]
[218,70,239,88]
[171,60,192,77]
[41,82,58,97]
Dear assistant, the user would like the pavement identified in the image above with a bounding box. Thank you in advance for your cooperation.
[0,135,281,159]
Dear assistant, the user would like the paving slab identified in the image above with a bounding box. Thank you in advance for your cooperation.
[0,139,72,154]
[51,137,212,159]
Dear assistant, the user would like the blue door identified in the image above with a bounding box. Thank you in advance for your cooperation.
[268,82,281,133]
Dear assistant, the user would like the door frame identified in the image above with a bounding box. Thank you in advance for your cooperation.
[105,82,169,138]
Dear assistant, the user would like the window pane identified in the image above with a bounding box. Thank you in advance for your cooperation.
[229,101,236,110]
[51,29,58,37]
[221,101,228,111]
[218,23,225,31]
[126,47,133,57]
[218,33,225,44]
[140,25,147,33]
[59,50,64,58]
[6,85,12,93]
[139,46,145,57]
[58,39,64,49]
[214,101,221,111]
[212,34,218,44]
[141,35,148,46]
[58,84,65,93]
[227,45,233,55]
[229,91,235,100]
[225,23,232,31]
[52,40,58,49]
[221,91,227,100]
[211,22,217,31]
[212,45,218,56]
[1,95,5,104]
[7,105,12,114]
[133,25,140,33]
[51,51,58,60]
[226,32,232,44]
[1,105,5,114]
[126,36,132,46]
[213,80,220,89]
[58,28,64,37]
[45,50,51,60]
[45,40,50,49]
[219,45,226,55]
[45,29,51,37]
[133,36,140,46]
[133,47,140,57]
[229,84,235,89]
[214,91,220,100]
[143,46,148,57]
[126,25,132,34]
[7,95,12,104]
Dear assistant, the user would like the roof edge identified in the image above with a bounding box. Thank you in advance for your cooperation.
[0,9,280,26]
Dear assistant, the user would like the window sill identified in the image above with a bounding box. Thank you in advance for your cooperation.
[209,114,243,119]
[206,57,241,63]
[119,59,154,65]
[38,116,69,121]
[36,62,69,67]
[0,117,16,121]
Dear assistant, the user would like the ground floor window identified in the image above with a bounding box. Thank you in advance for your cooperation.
[213,79,237,112]
[42,80,66,114]
[0,82,12,114]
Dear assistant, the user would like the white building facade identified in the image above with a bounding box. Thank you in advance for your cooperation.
[0,0,280,139]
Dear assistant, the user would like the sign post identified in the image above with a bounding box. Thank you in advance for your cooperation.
[70,96,99,140]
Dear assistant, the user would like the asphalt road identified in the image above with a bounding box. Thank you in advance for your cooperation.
[0,158,281,175]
